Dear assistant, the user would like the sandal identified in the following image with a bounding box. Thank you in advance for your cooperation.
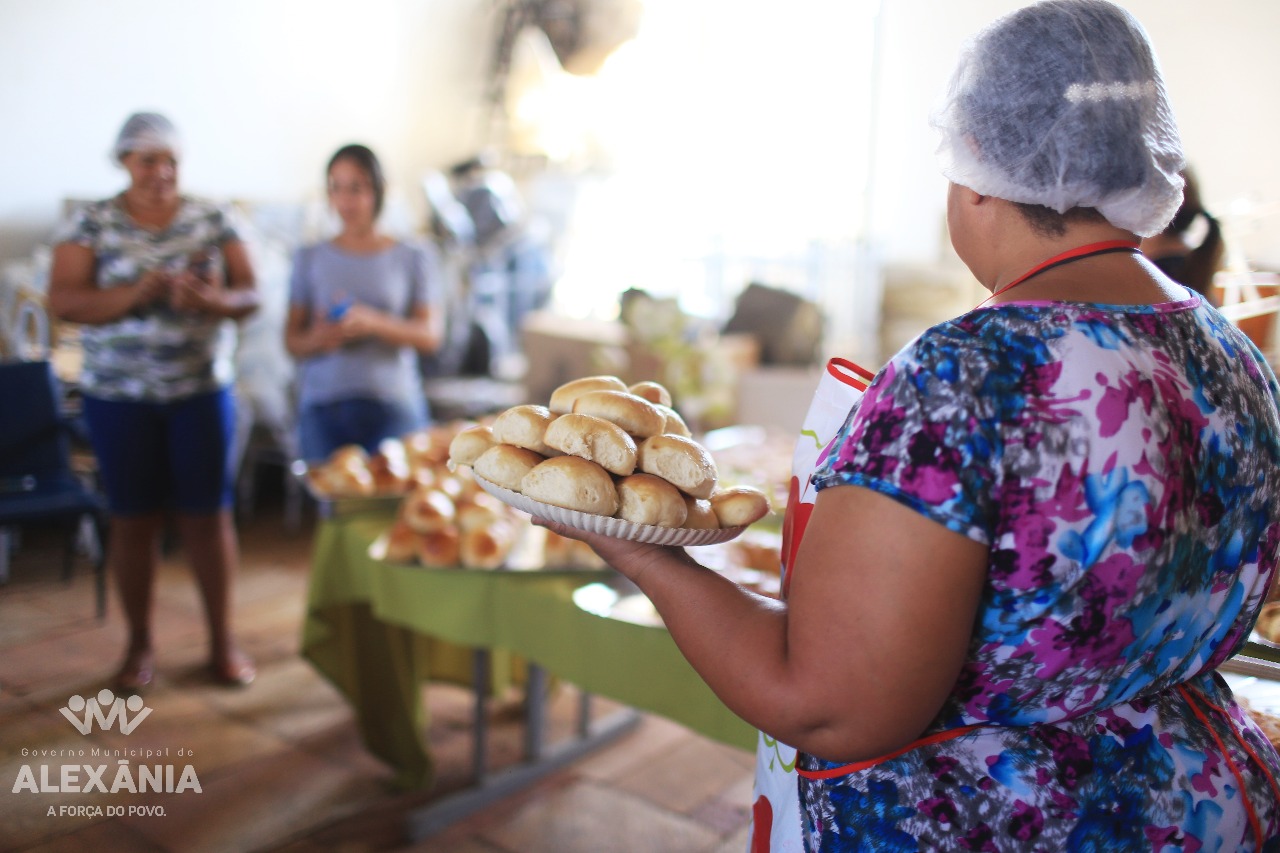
[210,650,256,687]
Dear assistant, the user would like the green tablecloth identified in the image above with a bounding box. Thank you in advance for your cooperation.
[301,514,756,789]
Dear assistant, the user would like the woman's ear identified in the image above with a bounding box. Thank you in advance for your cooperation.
[957,184,986,207]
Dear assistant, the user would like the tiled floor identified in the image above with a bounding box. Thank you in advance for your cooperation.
[0,500,754,852]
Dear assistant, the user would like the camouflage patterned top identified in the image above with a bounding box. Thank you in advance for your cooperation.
[56,195,244,402]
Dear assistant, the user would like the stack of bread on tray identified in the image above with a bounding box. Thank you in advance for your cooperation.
[304,423,467,498]
[382,466,525,569]
[301,425,523,569]
[449,375,771,531]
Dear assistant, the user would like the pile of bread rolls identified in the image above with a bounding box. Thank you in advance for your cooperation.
[381,464,525,569]
[449,375,771,531]
[307,423,485,499]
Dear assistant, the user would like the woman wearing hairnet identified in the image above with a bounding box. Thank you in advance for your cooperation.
[538,2,1280,849]
[48,112,259,691]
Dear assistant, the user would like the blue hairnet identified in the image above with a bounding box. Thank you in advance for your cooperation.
[931,0,1185,236]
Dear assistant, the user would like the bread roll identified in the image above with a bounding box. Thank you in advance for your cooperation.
[402,487,456,533]
[416,528,461,567]
[460,522,518,570]
[329,443,369,469]
[314,463,376,497]
[448,425,496,467]
[682,496,719,530]
[710,486,771,528]
[628,380,673,408]
[573,390,666,439]
[655,404,691,437]
[454,491,508,532]
[491,405,559,456]
[473,444,546,492]
[543,529,605,569]
[636,434,718,499]
[368,442,411,494]
[1255,602,1280,644]
[382,521,419,563]
[520,456,620,516]
[543,413,638,476]
[616,473,688,527]
[549,375,628,414]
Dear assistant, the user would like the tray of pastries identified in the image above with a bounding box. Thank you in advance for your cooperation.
[447,375,774,545]
[295,422,481,518]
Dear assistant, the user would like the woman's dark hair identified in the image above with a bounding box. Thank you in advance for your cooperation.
[1014,203,1107,238]
[1156,167,1225,298]
[328,144,386,216]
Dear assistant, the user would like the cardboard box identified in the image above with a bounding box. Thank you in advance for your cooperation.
[521,310,763,428]
[734,367,824,435]
[521,311,630,406]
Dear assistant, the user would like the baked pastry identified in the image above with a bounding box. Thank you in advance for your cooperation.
[473,444,546,492]
[416,528,461,567]
[491,405,559,456]
[460,522,518,570]
[710,486,771,528]
[329,443,369,469]
[543,413,638,476]
[382,520,419,563]
[368,441,412,494]
[616,473,688,528]
[628,380,673,408]
[682,496,720,530]
[448,425,496,468]
[309,443,376,496]
[655,404,692,438]
[520,456,620,516]
[1254,602,1280,644]
[542,529,605,569]
[454,492,507,532]
[572,390,666,439]
[549,375,628,414]
[402,486,456,533]
[636,434,718,499]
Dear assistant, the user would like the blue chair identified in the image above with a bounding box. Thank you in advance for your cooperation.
[0,360,107,618]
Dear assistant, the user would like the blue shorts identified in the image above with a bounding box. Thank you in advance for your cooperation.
[297,397,427,463]
[82,388,237,515]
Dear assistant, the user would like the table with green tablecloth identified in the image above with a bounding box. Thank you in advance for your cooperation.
[301,512,756,791]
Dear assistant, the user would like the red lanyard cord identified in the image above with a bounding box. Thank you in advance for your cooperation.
[978,239,1141,307]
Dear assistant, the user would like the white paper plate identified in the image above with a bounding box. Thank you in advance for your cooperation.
[473,475,746,546]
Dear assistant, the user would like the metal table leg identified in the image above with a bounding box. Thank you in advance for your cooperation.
[406,656,642,840]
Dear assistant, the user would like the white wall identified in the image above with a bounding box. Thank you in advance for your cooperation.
[0,0,494,259]
[3,0,1279,271]
[872,0,1280,269]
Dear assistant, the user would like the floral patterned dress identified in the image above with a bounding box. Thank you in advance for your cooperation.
[798,290,1280,851]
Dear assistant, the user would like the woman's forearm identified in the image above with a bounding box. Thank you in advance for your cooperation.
[48,280,153,325]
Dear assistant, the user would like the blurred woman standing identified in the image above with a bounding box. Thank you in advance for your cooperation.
[286,144,443,461]
[48,112,259,691]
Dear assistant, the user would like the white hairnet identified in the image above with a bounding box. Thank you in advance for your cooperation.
[112,112,181,163]
[931,0,1185,236]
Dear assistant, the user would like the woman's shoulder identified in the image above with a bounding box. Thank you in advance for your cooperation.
[69,195,124,223]
[388,236,437,258]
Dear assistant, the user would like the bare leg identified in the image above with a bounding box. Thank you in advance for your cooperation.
[108,512,165,690]
[174,508,255,685]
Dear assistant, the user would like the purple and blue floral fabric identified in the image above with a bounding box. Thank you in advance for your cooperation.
[800,290,1280,851]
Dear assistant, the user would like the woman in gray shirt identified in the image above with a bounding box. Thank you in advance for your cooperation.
[285,144,443,461]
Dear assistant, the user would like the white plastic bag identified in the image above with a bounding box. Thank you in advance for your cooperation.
[748,356,874,852]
